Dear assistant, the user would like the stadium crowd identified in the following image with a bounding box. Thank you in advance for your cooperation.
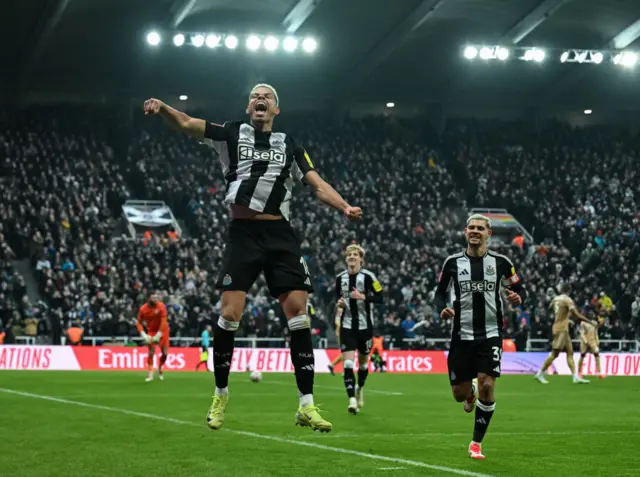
[1,109,639,350]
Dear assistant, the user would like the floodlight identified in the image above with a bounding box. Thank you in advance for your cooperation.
[532,49,545,62]
[283,37,298,52]
[225,35,238,49]
[146,31,161,46]
[479,47,493,59]
[173,34,185,47]
[584,109,592,115]
[205,34,221,48]
[247,35,261,51]
[560,51,569,63]
[621,51,637,67]
[192,35,205,47]
[302,37,317,53]
[592,52,603,64]
[463,46,478,59]
[386,102,395,108]
[179,95,188,101]
[264,36,279,52]
[496,47,509,60]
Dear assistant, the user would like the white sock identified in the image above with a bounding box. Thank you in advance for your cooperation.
[299,393,314,407]
[215,386,229,396]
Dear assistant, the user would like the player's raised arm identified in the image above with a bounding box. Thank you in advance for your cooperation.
[292,145,362,221]
[143,98,207,140]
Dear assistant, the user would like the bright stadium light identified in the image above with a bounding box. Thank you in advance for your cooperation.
[205,34,221,48]
[386,102,395,108]
[173,33,185,47]
[620,51,638,67]
[560,51,569,63]
[533,49,545,62]
[247,35,261,51]
[179,95,188,101]
[496,47,509,60]
[264,36,279,51]
[463,46,478,59]
[225,35,238,49]
[192,34,205,47]
[283,37,298,52]
[584,109,592,115]
[479,46,493,59]
[592,52,603,64]
[146,31,161,46]
[302,37,317,53]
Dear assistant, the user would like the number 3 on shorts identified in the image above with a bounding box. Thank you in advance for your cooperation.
[300,257,310,277]
[492,346,502,363]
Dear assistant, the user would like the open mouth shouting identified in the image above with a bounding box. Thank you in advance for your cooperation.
[254,101,268,116]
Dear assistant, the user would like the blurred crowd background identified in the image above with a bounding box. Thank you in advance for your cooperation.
[1,108,639,351]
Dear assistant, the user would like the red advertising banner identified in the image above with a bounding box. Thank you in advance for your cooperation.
[1,346,639,376]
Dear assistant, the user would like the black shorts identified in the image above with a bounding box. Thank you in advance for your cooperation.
[340,328,373,355]
[447,337,502,385]
[215,219,313,298]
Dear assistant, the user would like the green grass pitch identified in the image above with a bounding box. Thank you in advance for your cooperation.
[1,371,638,476]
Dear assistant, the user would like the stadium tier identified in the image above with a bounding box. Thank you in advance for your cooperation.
[0,112,637,354]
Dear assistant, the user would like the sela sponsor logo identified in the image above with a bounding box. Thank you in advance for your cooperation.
[460,280,496,292]
[97,348,186,370]
[0,346,52,369]
[238,145,285,164]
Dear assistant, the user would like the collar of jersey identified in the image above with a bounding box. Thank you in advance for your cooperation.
[464,251,487,260]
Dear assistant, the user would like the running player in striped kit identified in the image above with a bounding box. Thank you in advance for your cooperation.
[335,244,383,414]
[143,85,362,433]
[435,214,527,459]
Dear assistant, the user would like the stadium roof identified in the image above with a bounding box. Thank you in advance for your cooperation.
[4,0,640,111]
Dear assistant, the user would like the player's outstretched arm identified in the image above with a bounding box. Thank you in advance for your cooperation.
[143,98,206,140]
[304,171,362,221]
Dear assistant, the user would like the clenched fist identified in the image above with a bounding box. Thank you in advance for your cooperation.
[143,98,165,115]
[344,206,363,222]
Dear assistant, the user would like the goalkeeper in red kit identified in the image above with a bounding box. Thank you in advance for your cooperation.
[137,293,170,382]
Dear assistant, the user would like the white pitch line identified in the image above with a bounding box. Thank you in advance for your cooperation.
[0,387,492,477]
[266,380,404,396]
[300,430,640,439]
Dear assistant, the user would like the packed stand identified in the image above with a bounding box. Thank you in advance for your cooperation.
[448,120,640,348]
[2,108,640,350]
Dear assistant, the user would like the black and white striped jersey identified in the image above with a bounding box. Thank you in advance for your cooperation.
[435,251,526,341]
[335,269,383,331]
[202,120,314,220]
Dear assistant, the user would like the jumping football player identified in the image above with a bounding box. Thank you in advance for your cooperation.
[144,84,361,433]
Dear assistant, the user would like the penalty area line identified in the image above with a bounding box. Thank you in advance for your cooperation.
[0,387,493,477]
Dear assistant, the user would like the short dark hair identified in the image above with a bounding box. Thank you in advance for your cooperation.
[560,283,571,294]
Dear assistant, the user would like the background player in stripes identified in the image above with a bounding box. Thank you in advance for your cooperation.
[534,284,594,384]
[435,214,527,459]
[144,85,362,433]
[335,244,383,414]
